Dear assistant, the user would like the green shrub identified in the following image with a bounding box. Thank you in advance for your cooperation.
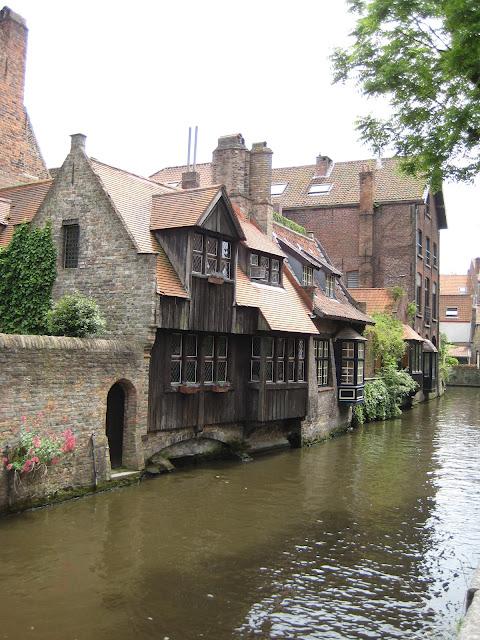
[367,312,405,369]
[353,366,418,425]
[47,293,106,337]
[439,332,458,384]
[272,211,308,236]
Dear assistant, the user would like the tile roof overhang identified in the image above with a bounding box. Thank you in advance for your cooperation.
[151,185,245,240]
[450,345,471,359]
[402,324,424,341]
[423,339,438,353]
[0,179,53,247]
[313,290,374,325]
[348,288,395,315]
[334,327,367,341]
[235,266,318,334]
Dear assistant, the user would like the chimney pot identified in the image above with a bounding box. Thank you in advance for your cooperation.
[70,133,86,152]
[181,170,200,190]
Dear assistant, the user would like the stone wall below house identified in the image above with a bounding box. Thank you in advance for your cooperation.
[448,365,480,387]
[0,333,149,514]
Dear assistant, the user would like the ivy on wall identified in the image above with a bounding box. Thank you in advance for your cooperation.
[0,223,56,335]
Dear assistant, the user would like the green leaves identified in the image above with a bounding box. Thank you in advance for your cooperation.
[332,0,480,188]
[46,292,106,338]
[0,223,56,335]
[367,312,406,369]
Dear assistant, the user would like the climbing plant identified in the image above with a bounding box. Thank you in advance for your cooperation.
[366,312,405,369]
[438,332,458,385]
[0,223,56,335]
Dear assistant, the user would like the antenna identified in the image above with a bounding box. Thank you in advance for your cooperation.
[193,126,198,172]
[187,127,192,172]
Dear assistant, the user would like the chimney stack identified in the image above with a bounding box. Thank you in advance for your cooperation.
[181,170,200,189]
[315,154,333,177]
[212,133,250,213]
[70,133,87,152]
[0,6,49,186]
[249,141,273,236]
[359,163,374,213]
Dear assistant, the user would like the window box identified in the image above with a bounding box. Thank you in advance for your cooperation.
[179,385,201,394]
[211,383,231,393]
[207,275,225,285]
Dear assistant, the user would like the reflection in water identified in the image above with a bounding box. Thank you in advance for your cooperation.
[0,388,479,639]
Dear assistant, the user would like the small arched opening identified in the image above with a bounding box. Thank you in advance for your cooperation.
[431,335,437,347]
[106,383,125,468]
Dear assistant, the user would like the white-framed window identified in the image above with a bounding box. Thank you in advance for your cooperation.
[271,183,288,196]
[303,265,314,286]
[308,183,332,195]
[445,307,458,317]
[314,339,330,386]
[325,274,336,298]
[250,252,282,285]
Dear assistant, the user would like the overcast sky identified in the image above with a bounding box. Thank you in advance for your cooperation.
[12,0,479,273]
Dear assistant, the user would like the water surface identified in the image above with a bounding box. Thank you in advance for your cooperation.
[1,387,479,639]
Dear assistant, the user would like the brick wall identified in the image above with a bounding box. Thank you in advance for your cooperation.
[0,7,49,187]
[33,138,157,343]
[0,334,149,513]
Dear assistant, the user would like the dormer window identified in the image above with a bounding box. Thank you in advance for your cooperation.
[250,253,281,285]
[325,274,336,298]
[192,232,232,279]
[308,183,332,195]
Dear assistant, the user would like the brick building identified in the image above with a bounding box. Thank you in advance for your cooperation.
[153,153,447,347]
[0,6,49,188]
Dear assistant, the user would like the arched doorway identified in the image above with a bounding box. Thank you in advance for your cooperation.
[106,383,125,468]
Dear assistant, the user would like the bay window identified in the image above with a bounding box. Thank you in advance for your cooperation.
[250,336,306,383]
[335,330,367,403]
[192,232,232,279]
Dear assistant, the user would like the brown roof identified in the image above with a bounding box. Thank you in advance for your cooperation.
[0,179,53,247]
[235,266,318,334]
[90,158,174,253]
[234,207,284,257]
[151,185,223,230]
[150,163,212,187]
[154,240,188,298]
[273,220,341,274]
[402,324,424,341]
[151,158,425,207]
[439,294,472,322]
[313,288,373,324]
[349,288,396,314]
[439,274,471,295]
[450,345,471,359]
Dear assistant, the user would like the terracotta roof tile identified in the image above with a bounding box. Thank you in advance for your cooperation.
[235,266,318,334]
[450,345,471,358]
[233,207,285,257]
[273,221,341,274]
[150,185,222,230]
[151,158,425,207]
[402,324,424,341]
[150,163,212,187]
[155,243,188,298]
[439,274,471,295]
[90,158,174,253]
[348,288,396,314]
[439,294,472,322]
[313,288,373,324]
[0,179,53,247]
[273,158,425,208]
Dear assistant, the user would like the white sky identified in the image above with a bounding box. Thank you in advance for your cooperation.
[11,0,479,274]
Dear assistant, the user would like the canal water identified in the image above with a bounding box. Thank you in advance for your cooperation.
[1,387,479,639]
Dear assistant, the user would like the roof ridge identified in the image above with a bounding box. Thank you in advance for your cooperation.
[273,157,400,171]
[89,158,168,188]
[152,183,222,197]
[151,162,212,174]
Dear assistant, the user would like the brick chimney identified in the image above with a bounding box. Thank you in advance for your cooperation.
[181,170,200,189]
[358,164,375,287]
[315,154,333,177]
[0,6,49,187]
[249,141,273,236]
[212,134,250,211]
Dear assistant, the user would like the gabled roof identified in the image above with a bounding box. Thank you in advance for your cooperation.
[402,324,424,342]
[89,158,174,254]
[440,274,471,295]
[235,266,318,334]
[233,206,285,257]
[150,185,245,238]
[0,179,53,247]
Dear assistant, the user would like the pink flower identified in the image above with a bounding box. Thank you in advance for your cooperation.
[22,459,33,473]
[2,457,8,465]
[6,463,13,471]
[21,415,26,422]
[32,456,39,464]
[33,436,41,448]
[51,457,59,465]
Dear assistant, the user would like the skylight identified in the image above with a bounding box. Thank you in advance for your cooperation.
[166,181,179,188]
[271,183,288,196]
[308,183,332,195]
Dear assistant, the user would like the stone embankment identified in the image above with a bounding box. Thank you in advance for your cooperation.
[458,567,480,639]
[448,365,480,388]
